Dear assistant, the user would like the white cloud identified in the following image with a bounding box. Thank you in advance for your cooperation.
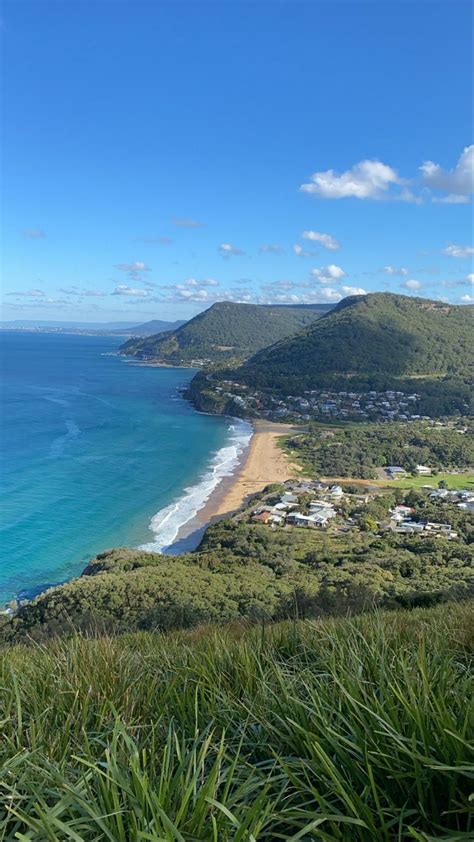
[311,264,346,284]
[467,273,474,283]
[113,261,151,281]
[182,277,220,288]
[60,287,107,298]
[383,265,409,276]
[300,145,473,204]
[341,285,367,297]
[112,285,150,297]
[293,243,312,257]
[317,287,345,302]
[171,217,205,228]
[260,280,298,295]
[300,159,401,200]
[6,288,46,297]
[258,287,342,304]
[4,295,70,307]
[442,244,474,258]
[420,145,473,199]
[157,283,251,305]
[256,281,366,306]
[461,294,474,303]
[301,230,340,250]
[218,243,244,257]
[175,288,214,301]
[23,229,46,239]
[433,194,470,205]
[403,279,422,290]
[114,261,150,271]
[259,244,284,254]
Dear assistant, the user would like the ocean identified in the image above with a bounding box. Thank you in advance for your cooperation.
[0,332,251,605]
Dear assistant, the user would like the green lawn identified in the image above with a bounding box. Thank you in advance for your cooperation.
[374,471,474,490]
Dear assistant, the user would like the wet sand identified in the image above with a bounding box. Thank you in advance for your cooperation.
[168,420,303,552]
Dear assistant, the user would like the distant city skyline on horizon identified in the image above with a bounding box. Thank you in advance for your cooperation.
[2,0,473,321]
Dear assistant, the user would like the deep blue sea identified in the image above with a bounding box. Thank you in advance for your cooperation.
[0,332,251,605]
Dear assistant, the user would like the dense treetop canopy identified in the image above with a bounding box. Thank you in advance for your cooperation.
[120,301,332,365]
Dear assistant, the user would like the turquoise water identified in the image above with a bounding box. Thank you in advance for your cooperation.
[0,332,251,604]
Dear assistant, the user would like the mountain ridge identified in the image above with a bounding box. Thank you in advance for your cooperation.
[190,293,473,417]
[120,301,334,365]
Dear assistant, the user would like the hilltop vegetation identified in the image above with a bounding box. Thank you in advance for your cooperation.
[1,602,472,839]
[241,293,473,385]
[193,294,473,417]
[120,301,332,366]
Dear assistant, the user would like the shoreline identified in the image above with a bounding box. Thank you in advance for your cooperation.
[167,420,303,552]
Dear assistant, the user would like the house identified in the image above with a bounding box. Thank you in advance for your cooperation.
[252,511,284,525]
[252,511,273,524]
[416,465,432,475]
[309,502,336,519]
[458,501,474,512]
[286,512,312,527]
[273,501,297,512]
[308,513,331,527]
[393,521,425,533]
[330,485,343,497]
[281,492,298,505]
[391,505,414,517]
[386,466,407,479]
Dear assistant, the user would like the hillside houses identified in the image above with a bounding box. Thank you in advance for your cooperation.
[389,504,459,539]
[251,482,340,530]
[391,520,458,539]
[248,480,472,541]
[225,387,432,423]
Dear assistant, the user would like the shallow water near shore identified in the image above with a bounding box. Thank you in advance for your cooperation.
[0,332,247,604]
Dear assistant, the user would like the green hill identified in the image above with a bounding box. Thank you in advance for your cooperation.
[1,602,472,838]
[190,293,472,417]
[238,293,473,387]
[119,301,333,365]
[117,318,186,336]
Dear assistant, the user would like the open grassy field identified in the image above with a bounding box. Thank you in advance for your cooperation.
[373,471,474,490]
[1,601,473,840]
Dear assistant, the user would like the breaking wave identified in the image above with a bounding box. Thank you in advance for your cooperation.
[140,418,252,552]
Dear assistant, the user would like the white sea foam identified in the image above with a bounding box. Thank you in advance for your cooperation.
[139,418,253,552]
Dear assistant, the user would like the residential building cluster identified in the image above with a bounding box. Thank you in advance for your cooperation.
[430,487,474,511]
[250,481,348,530]
[218,384,434,422]
[246,480,471,540]
[389,504,458,539]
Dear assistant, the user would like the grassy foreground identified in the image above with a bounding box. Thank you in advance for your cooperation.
[1,603,473,840]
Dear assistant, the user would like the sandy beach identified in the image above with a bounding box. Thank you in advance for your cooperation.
[169,420,303,551]
[168,419,301,553]
[204,419,302,518]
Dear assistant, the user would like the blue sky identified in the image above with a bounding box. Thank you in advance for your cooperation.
[2,0,473,322]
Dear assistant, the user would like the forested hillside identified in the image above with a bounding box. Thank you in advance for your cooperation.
[237,293,473,387]
[189,293,473,418]
[286,420,474,478]
[120,301,332,365]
